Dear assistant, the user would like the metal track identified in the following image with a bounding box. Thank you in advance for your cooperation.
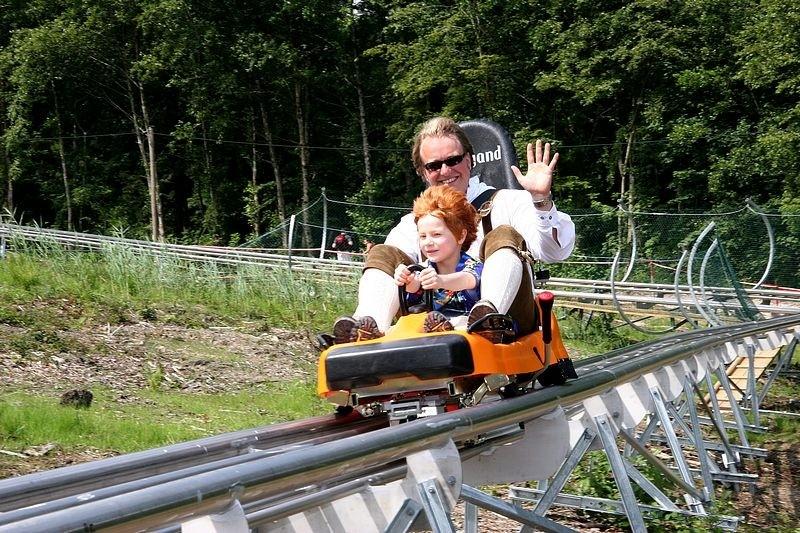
[1,315,798,532]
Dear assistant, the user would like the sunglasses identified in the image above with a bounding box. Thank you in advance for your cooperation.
[423,153,466,172]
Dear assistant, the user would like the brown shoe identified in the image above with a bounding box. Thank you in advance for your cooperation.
[353,316,384,342]
[467,300,515,344]
[424,311,454,333]
[333,316,358,344]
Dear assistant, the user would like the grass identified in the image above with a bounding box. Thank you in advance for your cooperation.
[0,244,356,333]
[0,383,330,454]
[3,245,799,530]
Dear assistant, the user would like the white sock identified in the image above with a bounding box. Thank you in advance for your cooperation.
[354,268,400,332]
[482,248,523,314]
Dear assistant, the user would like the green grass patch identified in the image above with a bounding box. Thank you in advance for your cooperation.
[0,248,357,332]
[556,312,654,357]
[0,384,330,454]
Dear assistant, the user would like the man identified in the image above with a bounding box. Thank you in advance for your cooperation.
[334,116,575,344]
[331,231,355,262]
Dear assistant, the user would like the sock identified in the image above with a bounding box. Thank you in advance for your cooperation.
[482,248,523,315]
[354,268,399,332]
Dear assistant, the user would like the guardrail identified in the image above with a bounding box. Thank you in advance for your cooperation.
[2,315,799,531]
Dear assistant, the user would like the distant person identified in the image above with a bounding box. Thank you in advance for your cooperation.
[331,231,354,262]
[363,239,375,256]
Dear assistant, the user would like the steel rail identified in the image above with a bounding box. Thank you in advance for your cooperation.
[3,315,798,532]
[0,412,386,513]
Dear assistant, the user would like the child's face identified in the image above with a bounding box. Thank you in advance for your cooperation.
[417,214,466,263]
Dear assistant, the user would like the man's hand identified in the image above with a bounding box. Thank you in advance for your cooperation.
[511,140,559,198]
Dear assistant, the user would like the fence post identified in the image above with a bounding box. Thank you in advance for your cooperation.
[319,189,328,260]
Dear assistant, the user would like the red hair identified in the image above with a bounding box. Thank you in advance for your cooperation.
[413,186,478,251]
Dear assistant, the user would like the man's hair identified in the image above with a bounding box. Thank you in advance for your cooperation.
[412,186,478,251]
[411,117,474,176]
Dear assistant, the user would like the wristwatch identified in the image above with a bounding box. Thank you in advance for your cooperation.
[532,193,553,210]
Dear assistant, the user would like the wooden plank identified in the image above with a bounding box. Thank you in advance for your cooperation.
[704,348,783,409]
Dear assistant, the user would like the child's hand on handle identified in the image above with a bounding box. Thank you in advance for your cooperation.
[418,267,442,290]
[394,264,421,293]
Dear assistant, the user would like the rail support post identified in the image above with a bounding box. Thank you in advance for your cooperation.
[181,499,248,533]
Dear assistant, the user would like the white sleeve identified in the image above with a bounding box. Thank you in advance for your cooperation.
[491,190,575,263]
[384,212,421,262]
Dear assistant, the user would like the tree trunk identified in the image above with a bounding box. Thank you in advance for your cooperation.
[354,64,373,201]
[248,111,261,236]
[52,85,73,231]
[127,77,159,241]
[294,80,312,252]
[467,0,490,114]
[348,3,373,201]
[1,139,10,215]
[139,80,164,242]
[257,83,287,247]
[147,126,164,242]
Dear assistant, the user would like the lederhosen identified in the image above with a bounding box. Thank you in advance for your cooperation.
[470,188,541,334]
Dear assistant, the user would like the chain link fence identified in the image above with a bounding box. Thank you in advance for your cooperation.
[246,194,800,292]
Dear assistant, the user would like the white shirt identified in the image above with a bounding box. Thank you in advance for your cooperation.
[385,176,575,263]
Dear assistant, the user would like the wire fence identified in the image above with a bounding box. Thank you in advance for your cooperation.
[246,194,800,291]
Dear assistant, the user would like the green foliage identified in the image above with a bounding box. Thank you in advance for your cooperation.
[0,0,797,250]
[558,312,637,354]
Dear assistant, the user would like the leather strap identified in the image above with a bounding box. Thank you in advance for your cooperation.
[471,189,498,236]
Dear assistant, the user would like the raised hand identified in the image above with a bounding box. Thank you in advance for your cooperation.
[511,139,559,197]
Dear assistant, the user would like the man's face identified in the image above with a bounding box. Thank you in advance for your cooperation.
[419,135,471,194]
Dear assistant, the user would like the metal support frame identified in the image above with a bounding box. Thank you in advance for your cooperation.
[745,344,761,426]
[759,336,799,405]
[384,499,423,533]
[460,485,574,533]
[463,501,478,533]
[417,479,455,533]
[745,199,776,290]
[648,388,705,512]
[509,373,767,532]
[687,222,721,326]
[714,366,752,448]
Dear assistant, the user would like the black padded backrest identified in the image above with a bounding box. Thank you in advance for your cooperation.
[459,118,521,190]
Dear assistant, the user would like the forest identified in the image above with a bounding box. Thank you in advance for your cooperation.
[1,0,798,245]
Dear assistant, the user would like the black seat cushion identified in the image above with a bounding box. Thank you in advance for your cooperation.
[325,335,474,390]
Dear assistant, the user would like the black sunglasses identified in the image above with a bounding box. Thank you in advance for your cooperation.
[423,153,466,172]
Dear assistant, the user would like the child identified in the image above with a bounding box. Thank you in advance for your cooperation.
[332,186,481,343]
[394,186,482,332]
